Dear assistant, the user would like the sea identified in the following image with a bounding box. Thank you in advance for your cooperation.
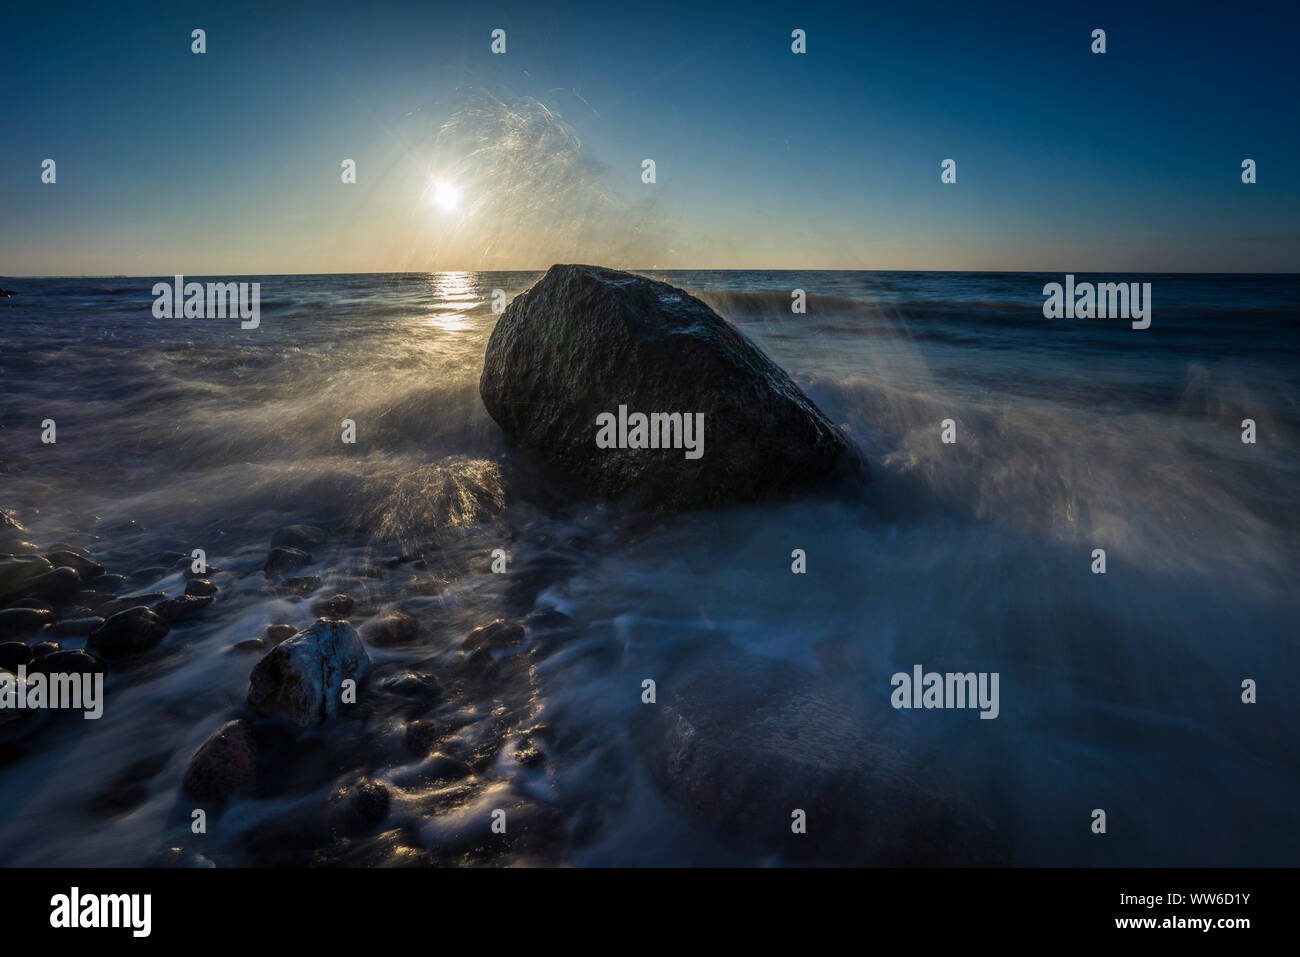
[0,270,1296,866]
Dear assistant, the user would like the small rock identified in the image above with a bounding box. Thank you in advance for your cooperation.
[4,566,81,605]
[0,607,55,638]
[361,610,419,646]
[0,641,32,673]
[44,550,105,581]
[229,637,267,654]
[87,573,127,593]
[42,649,107,675]
[57,605,94,619]
[182,564,221,580]
[30,640,61,659]
[266,624,298,644]
[279,575,320,595]
[311,593,353,618]
[182,719,257,804]
[246,619,371,726]
[263,546,312,578]
[93,592,166,618]
[270,524,326,551]
[379,671,441,698]
[329,779,390,835]
[86,606,171,660]
[49,617,105,638]
[184,578,218,597]
[153,594,214,623]
[404,719,444,755]
[464,619,525,652]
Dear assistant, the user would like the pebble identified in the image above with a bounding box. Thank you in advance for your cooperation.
[0,607,54,638]
[361,610,419,646]
[44,550,104,581]
[93,592,165,618]
[464,618,525,652]
[49,617,105,638]
[184,578,218,597]
[86,606,171,659]
[182,719,257,804]
[153,595,215,623]
[311,593,354,617]
[263,546,312,578]
[0,641,33,672]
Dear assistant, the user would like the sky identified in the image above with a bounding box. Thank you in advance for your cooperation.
[2,0,1297,275]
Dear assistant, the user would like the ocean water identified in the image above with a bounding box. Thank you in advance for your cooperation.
[0,270,1296,866]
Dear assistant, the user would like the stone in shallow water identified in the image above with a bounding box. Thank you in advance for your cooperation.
[153,594,214,624]
[479,263,868,511]
[263,546,312,579]
[247,619,371,727]
[4,566,81,605]
[86,606,171,660]
[0,607,54,638]
[650,646,1002,865]
[48,617,104,638]
[183,719,257,804]
[361,610,418,646]
[464,618,525,652]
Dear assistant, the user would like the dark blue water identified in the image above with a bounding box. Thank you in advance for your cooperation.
[0,271,1296,865]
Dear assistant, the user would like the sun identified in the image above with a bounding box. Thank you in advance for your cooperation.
[433,181,460,211]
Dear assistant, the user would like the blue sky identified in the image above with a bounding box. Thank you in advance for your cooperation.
[2,0,1297,274]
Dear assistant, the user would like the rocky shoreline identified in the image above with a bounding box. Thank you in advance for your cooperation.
[0,505,580,866]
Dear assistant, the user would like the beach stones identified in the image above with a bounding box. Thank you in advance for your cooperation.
[247,619,371,726]
[0,641,33,672]
[153,594,214,623]
[479,264,867,511]
[311,593,353,618]
[86,606,171,659]
[8,566,81,605]
[49,617,104,638]
[264,547,312,578]
[0,607,54,638]
[184,578,218,597]
[44,550,104,581]
[361,610,418,646]
[464,618,525,652]
[183,719,257,804]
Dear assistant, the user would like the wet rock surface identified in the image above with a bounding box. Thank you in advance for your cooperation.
[480,264,868,511]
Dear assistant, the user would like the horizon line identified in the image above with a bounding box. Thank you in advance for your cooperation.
[4,268,1299,280]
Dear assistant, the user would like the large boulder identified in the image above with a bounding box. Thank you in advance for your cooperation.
[247,619,371,726]
[479,264,866,511]
[648,646,1002,865]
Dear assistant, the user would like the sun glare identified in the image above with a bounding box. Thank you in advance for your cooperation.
[433,181,460,211]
